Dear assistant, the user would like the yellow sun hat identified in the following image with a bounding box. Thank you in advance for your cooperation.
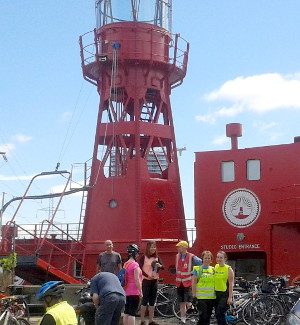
[176,240,189,248]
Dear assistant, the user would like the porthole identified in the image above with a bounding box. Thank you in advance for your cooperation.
[109,199,117,208]
[156,200,165,210]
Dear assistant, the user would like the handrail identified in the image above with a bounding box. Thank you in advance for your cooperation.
[79,29,189,76]
[0,171,89,240]
[1,222,85,279]
[38,220,86,248]
[4,171,69,225]
[14,222,85,277]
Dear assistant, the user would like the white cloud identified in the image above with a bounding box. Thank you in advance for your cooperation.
[0,174,35,181]
[13,134,32,143]
[195,114,216,124]
[0,134,32,158]
[60,111,73,123]
[253,121,278,132]
[252,121,283,143]
[197,72,300,123]
[212,135,228,146]
[0,173,59,182]
[50,182,85,197]
[0,143,15,155]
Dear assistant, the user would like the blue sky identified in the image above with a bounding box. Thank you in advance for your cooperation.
[1,1,300,226]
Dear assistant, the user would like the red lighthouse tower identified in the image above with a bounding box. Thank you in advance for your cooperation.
[79,0,189,279]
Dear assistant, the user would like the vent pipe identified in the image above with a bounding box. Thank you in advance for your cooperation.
[226,123,242,150]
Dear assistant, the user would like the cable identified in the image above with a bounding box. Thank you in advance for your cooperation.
[59,87,93,164]
[56,80,85,167]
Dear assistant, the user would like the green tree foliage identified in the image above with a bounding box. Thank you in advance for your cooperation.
[0,253,17,271]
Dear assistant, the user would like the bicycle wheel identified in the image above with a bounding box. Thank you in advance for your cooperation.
[172,299,199,322]
[17,318,31,325]
[185,314,199,324]
[250,297,283,325]
[241,299,256,325]
[155,285,177,318]
[172,297,180,319]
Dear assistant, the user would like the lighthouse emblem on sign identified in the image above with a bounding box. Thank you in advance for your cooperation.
[222,189,261,228]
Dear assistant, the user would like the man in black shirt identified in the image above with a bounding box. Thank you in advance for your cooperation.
[97,240,122,274]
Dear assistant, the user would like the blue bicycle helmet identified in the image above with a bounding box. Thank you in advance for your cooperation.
[36,281,65,301]
[225,314,238,324]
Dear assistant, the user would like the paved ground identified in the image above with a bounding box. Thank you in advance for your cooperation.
[29,316,244,324]
[29,316,181,324]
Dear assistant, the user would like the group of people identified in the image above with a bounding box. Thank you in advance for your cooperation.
[36,239,234,325]
[175,240,234,325]
[93,240,163,325]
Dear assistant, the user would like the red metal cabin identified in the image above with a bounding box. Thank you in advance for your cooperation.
[193,123,300,283]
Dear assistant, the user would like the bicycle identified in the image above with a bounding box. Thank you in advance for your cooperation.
[0,295,30,325]
[225,291,259,325]
[155,284,177,318]
[155,284,202,321]
[250,277,300,324]
[74,281,95,325]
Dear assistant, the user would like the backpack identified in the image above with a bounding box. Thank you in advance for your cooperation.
[117,267,127,287]
[117,261,132,287]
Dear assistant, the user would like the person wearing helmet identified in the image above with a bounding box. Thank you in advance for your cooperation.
[90,271,126,325]
[175,240,202,324]
[36,281,77,325]
[123,244,142,325]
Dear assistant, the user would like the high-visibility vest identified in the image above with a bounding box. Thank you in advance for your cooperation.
[175,252,194,287]
[194,266,216,300]
[214,264,230,292]
[39,301,77,325]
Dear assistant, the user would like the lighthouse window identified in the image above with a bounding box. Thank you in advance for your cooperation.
[247,160,261,180]
[221,161,235,182]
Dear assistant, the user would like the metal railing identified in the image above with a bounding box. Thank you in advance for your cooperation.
[10,222,83,241]
[1,221,86,279]
[160,218,197,246]
[79,28,189,81]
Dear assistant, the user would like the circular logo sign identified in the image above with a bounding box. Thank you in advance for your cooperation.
[222,188,261,228]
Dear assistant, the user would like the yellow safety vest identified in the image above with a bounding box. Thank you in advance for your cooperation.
[40,301,77,325]
[214,264,229,292]
[193,266,215,300]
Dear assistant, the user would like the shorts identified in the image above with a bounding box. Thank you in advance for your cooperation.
[141,279,158,306]
[124,295,140,316]
[177,285,192,303]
